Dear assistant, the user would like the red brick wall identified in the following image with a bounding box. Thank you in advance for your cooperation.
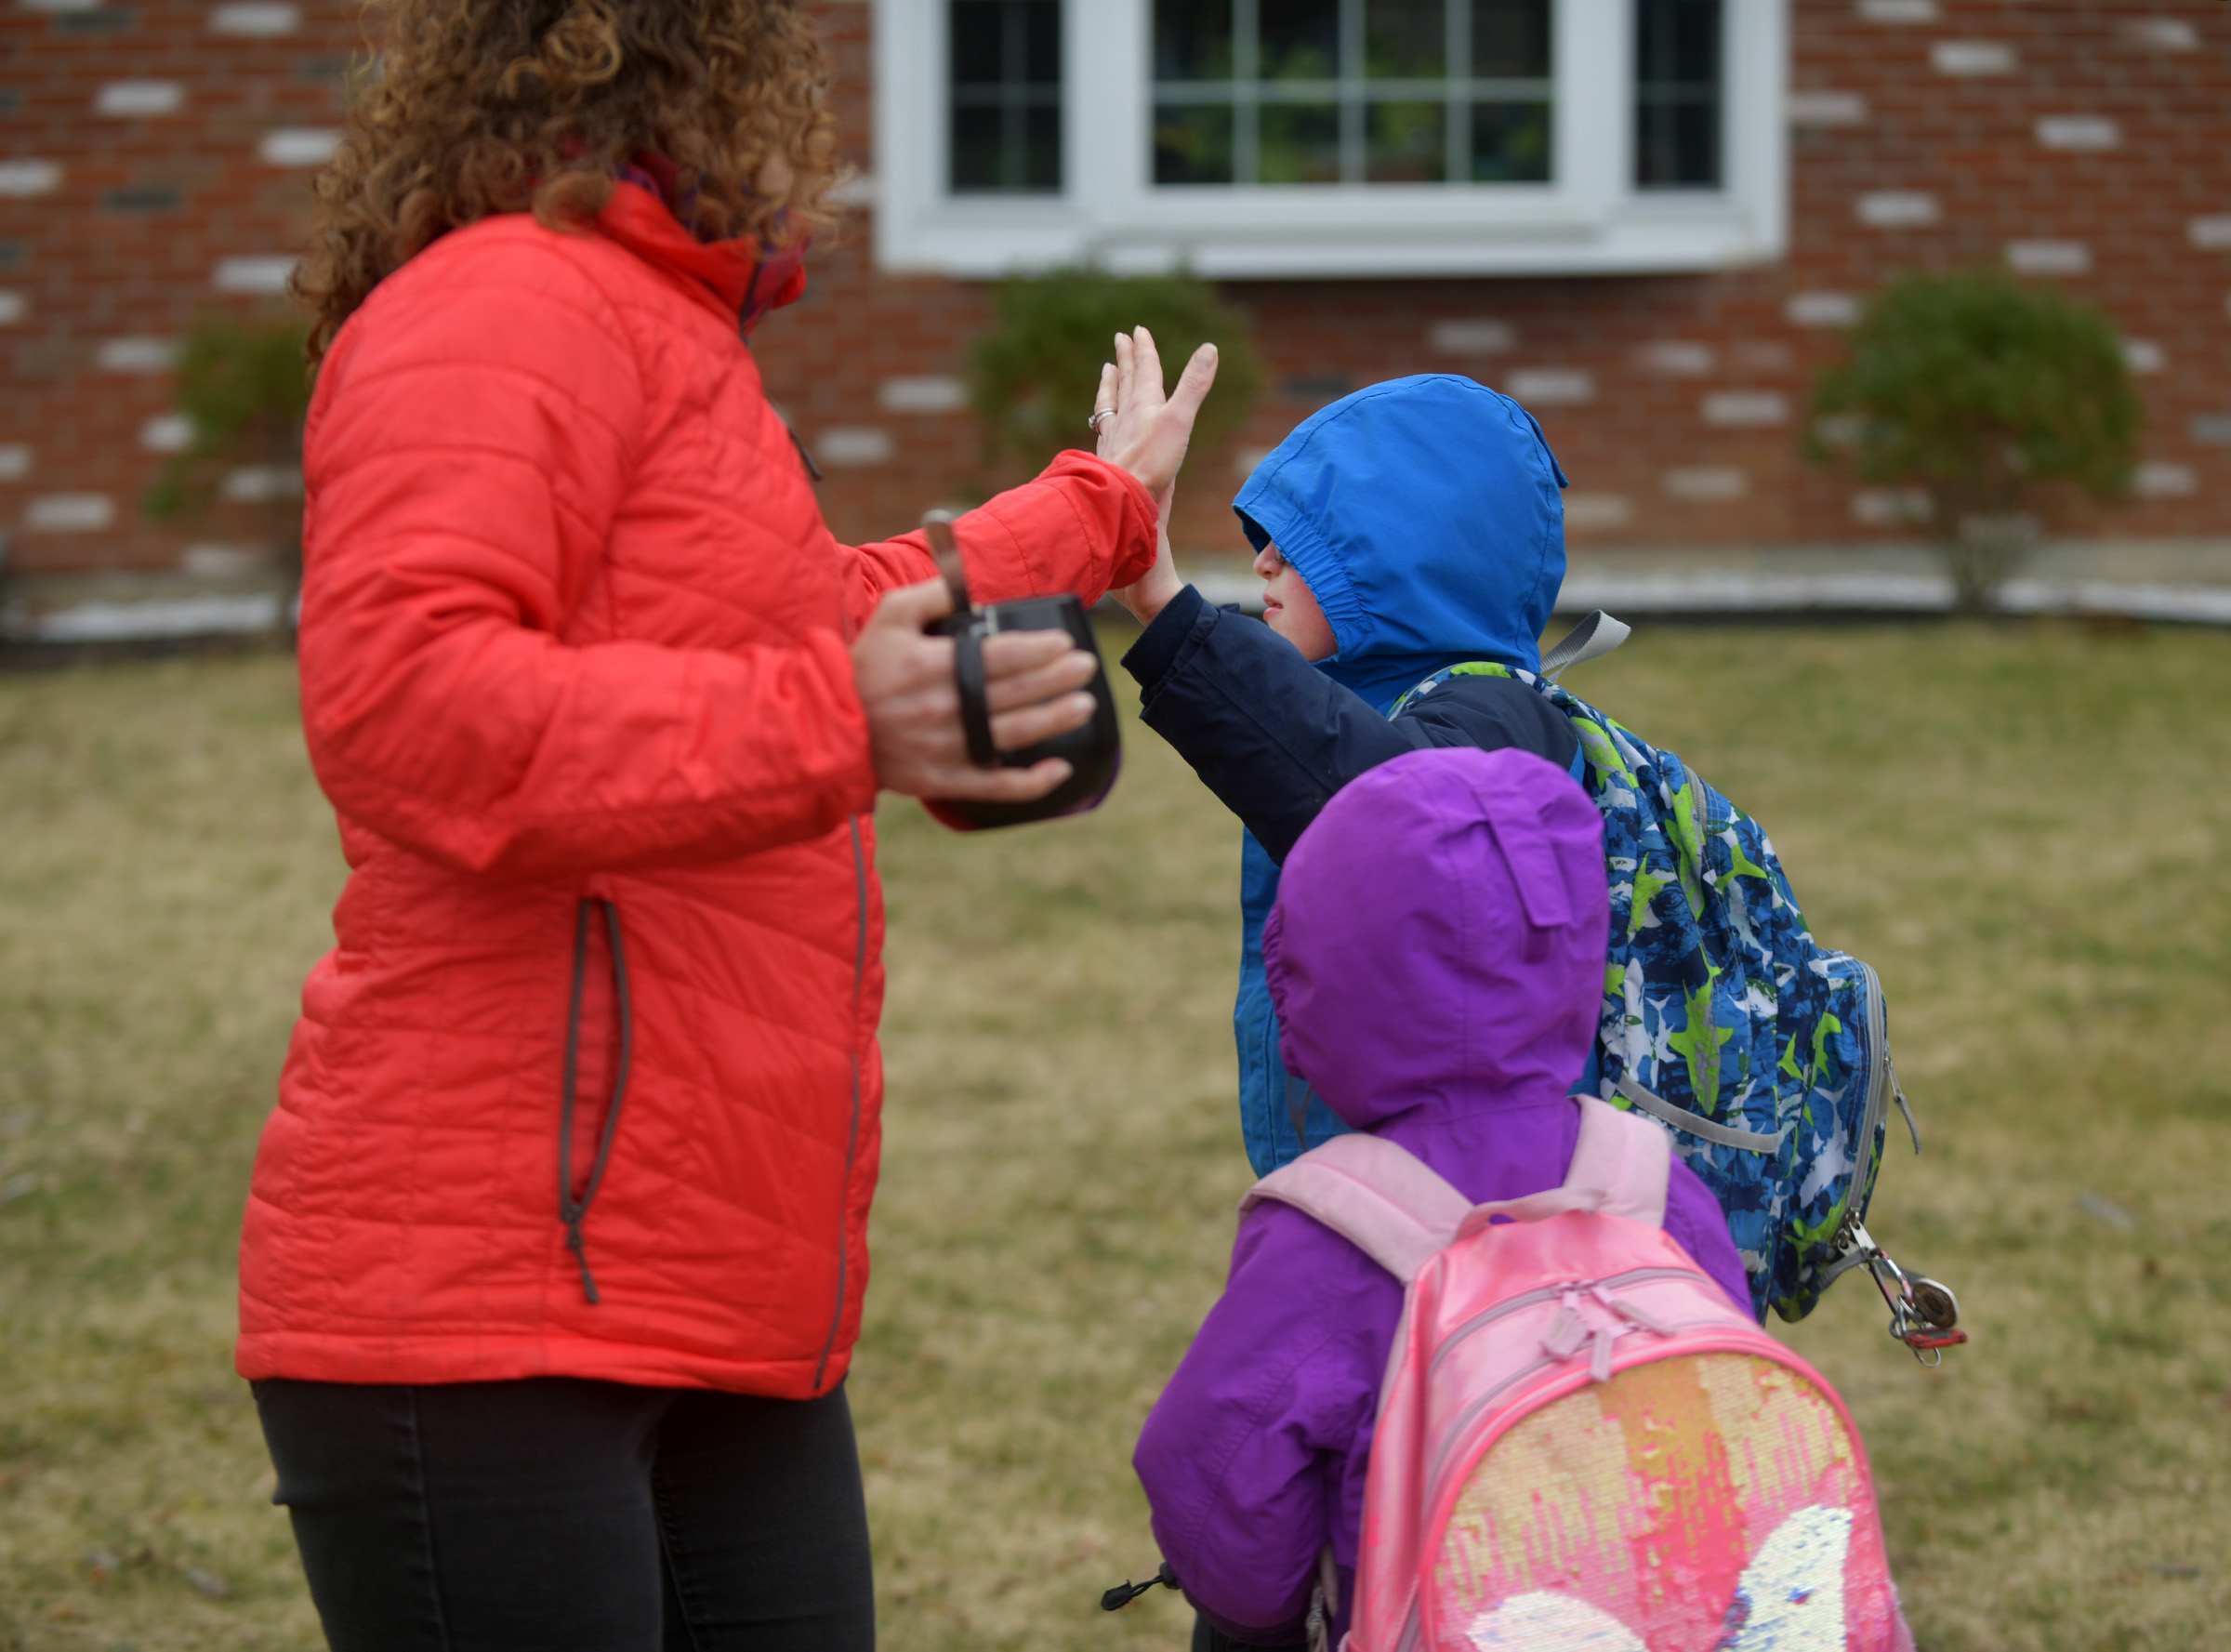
[2,0,360,574]
[7,0,2228,574]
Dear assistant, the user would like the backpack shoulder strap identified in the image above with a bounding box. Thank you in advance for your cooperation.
[1240,1134,1472,1284]
[1564,1096,1672,1227]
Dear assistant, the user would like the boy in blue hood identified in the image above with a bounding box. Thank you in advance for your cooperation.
[1116,374,1578,1177]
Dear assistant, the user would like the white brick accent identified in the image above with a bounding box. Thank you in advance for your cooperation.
[0,444,30,482]
[95,80,185,117]
[876,376,969,414]
[1786,291,1861,327]
[1851,487,1932,525]
[1857,192,1939,228]
[208,2,300,34]
[2121,339,2165,374]
[18,0,104,9]
[212,256,297,294]
[1788,91,1868,126]
[2134,462,2197,497]
[181,544,262,576]
[1814,413,1866,448]
[0,160,62,198]
[218,465,303,502]
[25,494,115,533]
[2006,240,2092,275]
[1932,41,2016,75]
[1638,341,1714,376]
[1562,493,1633,531]
[1857,0,1936,20]
[1505,369,1595,406]
[0,290,24,326]
[1430,319,1517,356]
[2127,20,2198,50]
[96,337,179,373]
[258,127,341,166]
[1663,467,1747,502]
[1702,391,1790,428]
[816,428,895,467]
[140,414,194,452]
[2189,218,2231,250]
[2036,116,2119,152]
[1232,445,1274,479]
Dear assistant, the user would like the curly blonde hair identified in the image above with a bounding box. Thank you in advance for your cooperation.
[297,0,841,361]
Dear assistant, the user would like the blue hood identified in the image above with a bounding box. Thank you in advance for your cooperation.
[1233,374,1568,712]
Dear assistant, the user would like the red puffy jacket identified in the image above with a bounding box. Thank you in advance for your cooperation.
[236,183,1157,1395]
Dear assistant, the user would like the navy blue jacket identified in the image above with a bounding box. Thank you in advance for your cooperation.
[1120,376,1577,1176]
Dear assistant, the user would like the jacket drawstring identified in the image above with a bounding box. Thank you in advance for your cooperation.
[559,897,632,1304]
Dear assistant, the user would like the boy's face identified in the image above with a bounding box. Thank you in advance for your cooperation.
[1254,543,1339,662]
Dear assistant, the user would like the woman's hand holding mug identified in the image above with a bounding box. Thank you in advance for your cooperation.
[851,576,1098,801]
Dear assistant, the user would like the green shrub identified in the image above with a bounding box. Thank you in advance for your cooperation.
[1808,269,2142,614]
[969,268,1264,480]
[144,317,313,567]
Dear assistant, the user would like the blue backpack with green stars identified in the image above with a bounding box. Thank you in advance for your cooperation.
[1395,614,1961,1346]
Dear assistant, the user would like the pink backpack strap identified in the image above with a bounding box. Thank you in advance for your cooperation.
[1564,1095,1672,1226]
[1240,1134,1472,1284]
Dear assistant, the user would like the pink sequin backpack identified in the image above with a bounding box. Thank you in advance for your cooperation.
[1245,1098,1914,1652]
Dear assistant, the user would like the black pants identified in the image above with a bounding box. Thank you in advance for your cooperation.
[254,1377,875,1652]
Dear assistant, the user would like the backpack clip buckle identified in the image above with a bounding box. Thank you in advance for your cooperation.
[1842,1221,1967,1366]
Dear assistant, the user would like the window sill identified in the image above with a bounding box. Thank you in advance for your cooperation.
[876,194,1783,279]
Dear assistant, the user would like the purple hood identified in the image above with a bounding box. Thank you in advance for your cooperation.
[1136,750,1749,1645]
[1263,746,1606,1125]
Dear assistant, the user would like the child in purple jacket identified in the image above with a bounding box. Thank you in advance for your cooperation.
[1134,746,1751,1651]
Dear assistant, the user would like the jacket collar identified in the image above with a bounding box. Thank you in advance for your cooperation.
[596,178,807,334]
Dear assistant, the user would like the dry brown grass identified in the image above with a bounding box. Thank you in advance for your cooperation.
[1,620,2226,1651]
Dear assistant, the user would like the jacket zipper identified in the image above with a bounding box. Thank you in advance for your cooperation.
[812,815,871,1392]
[559,896,632,1303]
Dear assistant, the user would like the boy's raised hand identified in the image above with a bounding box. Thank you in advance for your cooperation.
[1094,327,1219,501]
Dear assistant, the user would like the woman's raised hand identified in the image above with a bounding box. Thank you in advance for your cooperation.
[1094,327,1219,501]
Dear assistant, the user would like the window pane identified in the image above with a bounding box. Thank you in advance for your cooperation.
[1147,0,1555,190]
[1023,105,1062,188]
[951,2,1005,83]
[1635,0,1720,188]
[1367,100,1446,180]
[1366,0,1445,79]
[950,106,1006,191]
[1155,0,1234,79]
[1259,102,1341,181]
[1261,0,1340,80]
[1023,1,1061,80]
[1471,99,1550,180]
[949,0,1062,194]
[1155,102,1235,182]
[1472,0,1549,77]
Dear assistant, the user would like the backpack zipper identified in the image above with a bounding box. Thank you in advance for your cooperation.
[1816,959,1894,1254]
[1424,1266,1704,1380]
[1422,1300,1734,1487]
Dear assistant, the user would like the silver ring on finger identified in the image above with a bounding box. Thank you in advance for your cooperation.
[1088,407,1118,433]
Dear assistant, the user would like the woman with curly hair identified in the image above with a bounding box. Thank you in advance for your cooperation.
[238,3,1216,1646]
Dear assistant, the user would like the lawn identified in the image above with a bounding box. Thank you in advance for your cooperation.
[0,620,2225,1651]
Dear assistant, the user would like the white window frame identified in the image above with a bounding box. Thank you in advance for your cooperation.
[873,0,1788,279]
